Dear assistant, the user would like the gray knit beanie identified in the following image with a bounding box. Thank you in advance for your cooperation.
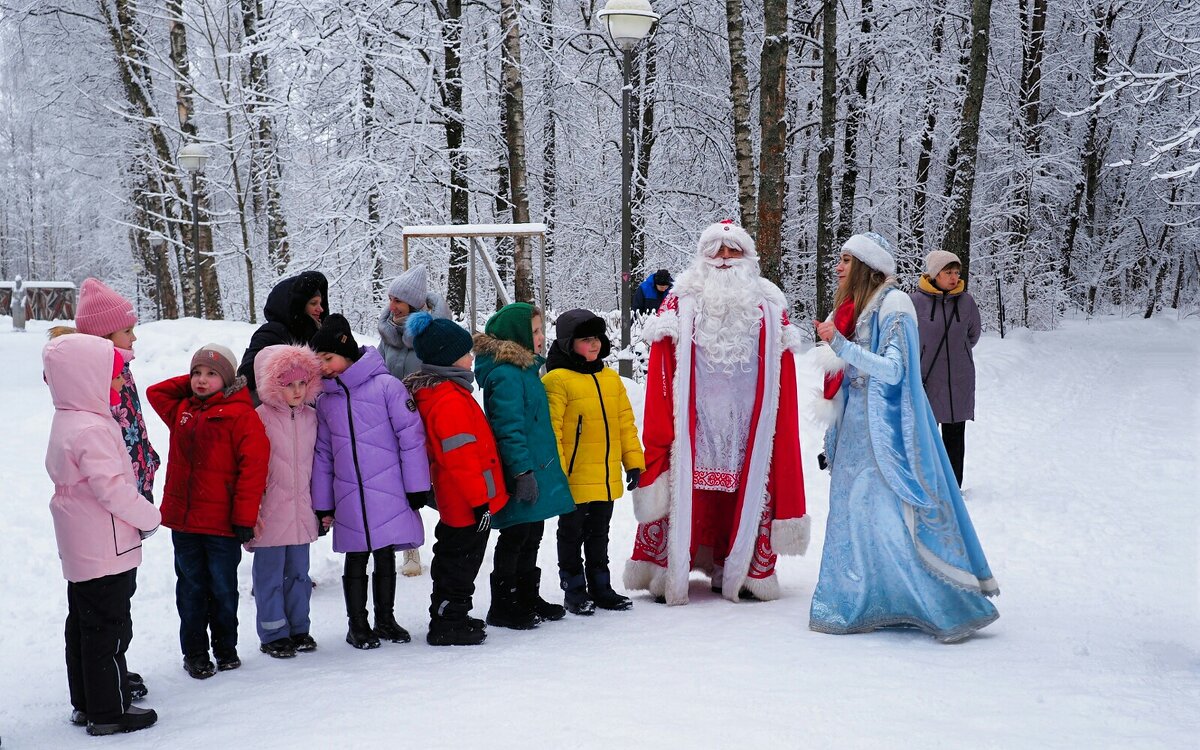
[388,265,428,310]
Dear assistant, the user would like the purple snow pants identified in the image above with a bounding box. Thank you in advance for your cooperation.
[251,544,312,643]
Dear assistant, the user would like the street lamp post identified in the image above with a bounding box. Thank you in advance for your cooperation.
[178,142,209,318]
[147,232,166,320]
[597,0,659,379]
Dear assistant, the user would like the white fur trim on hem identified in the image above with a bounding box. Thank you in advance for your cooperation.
[739,573,781,602]
[623,560,678,603]
[771,515,811,556]
[632,473,671,524]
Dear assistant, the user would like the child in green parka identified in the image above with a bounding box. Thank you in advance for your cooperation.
[472,303,575,630]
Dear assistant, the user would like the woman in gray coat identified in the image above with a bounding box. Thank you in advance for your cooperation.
[910,251,980,487]
[377,263,451,575]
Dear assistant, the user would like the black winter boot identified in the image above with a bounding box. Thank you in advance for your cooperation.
[343,575,381,649]
[559,571,596,616]
[520,567,566,621]
[371,572,412,643]
[486,573,539,630]
[427,617,487,646]
[587,567,632,611]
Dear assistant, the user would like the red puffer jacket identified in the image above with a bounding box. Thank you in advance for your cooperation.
[405,373,508,528]
[147,375,269,536]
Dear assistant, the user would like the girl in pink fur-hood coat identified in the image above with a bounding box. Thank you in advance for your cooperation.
[248,345,322,549]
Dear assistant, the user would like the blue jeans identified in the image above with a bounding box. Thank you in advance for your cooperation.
[251,544,312,643]
[172,531,242,658]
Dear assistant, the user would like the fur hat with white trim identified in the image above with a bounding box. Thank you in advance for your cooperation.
[843,232,896,276]
[697,220,757,259]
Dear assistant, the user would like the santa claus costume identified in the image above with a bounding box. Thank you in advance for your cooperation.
[624,221,810,605]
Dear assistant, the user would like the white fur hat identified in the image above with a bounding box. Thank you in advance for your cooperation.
[843,232,896,276]
[697,220,757,259]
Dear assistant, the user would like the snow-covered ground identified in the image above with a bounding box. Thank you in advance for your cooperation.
[0,314,1196,748]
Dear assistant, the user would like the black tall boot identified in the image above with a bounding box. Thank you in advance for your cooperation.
[587,567,632,611]
[342,575,381,649]
[486,573,538,630]
[520,567,566,622]
[560,570,595,616]
[372,572,411,643]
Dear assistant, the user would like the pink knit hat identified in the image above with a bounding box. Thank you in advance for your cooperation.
[76,278,138,337]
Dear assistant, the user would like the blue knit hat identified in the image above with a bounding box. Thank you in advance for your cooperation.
[406,312,473,367]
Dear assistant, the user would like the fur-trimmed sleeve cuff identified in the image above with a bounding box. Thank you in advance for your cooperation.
[771,515,811,556]
[632,471,671,523]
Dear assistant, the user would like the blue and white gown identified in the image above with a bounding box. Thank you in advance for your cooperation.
[809,286,999,642]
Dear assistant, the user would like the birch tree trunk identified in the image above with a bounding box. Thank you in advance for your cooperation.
[726,0,757,234]
[168,0,222,318]
[241,0,290,274]
[435,0,469,312]
[756,0,789,286]
[836,0,872,246]
[816,0,838,318]
[539,0,557,272]
[631,34,658,279]
[500,0,534,303]
[939,0,994,283]
[361,28,384,295]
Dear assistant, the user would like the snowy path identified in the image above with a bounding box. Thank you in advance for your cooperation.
[0,315,1196,748]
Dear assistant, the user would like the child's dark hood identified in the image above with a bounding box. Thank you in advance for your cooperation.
[547,309,609,374]
[262,271,329,342]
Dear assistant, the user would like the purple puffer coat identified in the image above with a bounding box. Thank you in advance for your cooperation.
[910,281,981,424]
[312,346,430,553]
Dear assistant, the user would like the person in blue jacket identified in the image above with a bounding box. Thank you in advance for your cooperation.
[632,269,673,315]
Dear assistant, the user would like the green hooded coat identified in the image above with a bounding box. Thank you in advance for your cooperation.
[473,304,574,529]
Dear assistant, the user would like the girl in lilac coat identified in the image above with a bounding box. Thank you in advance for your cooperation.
[311,315,432,650]
[248,345,324,659]
[44,334,161,735]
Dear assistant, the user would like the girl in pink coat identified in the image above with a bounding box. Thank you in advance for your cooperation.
[44,334,161,736]
[248,345,324,658]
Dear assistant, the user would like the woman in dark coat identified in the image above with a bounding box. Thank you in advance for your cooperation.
[909,251,981,487]
[238,271,329,395]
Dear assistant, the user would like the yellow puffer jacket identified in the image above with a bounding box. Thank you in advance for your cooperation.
[543,367,645,503]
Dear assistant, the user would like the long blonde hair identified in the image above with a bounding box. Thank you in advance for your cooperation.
[833,256,887,318]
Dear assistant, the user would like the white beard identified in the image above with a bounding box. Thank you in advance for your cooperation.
[681,257,764,367]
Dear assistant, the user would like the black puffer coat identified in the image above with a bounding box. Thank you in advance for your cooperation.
[238,271,329,394]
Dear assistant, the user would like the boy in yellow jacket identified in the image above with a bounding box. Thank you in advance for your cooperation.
[543,310,645,614]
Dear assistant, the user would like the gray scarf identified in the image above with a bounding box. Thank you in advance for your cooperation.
[377,308,413,350]
[422,363,475,392]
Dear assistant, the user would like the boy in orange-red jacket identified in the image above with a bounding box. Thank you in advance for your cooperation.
[403,313,508,646]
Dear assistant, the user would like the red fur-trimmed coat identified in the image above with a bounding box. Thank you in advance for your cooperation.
[625,277,809,605]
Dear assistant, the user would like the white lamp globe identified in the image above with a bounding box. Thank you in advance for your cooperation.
[178,141,210,174]
[597,0,659,51]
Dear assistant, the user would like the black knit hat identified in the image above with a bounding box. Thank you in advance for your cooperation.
[653,268,673,286]
[310,313,360,361]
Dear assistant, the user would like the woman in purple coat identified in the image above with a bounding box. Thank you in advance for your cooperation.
[310,315,432,650]
[910,251,981,487]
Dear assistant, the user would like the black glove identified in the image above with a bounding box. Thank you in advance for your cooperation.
[407,490,432,511]
[232,525,255,544]
[510,471,539,504]
[625,468,642,492]
[817,452,829,471]
[315,510,335,537]
[474,505,492,533]
[138,525,159,541]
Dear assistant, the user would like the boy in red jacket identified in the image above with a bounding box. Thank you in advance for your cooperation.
[148,343,269,678]
[403,313,508,646]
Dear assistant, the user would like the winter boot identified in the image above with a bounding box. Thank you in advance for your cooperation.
[343,575,381,649]
[86,706,157,736]
[520,567,566,622]
[372,572,412,643]
[427,617,487,646]
[485,573,539,630]
[587,567,632,611]
[126,671,148,700]
[182,653,216,680]
[290,633,318,653]
[214,648,241,672]
[559,571,596,616]
[259,638,297,659]
[401,548,423,577]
